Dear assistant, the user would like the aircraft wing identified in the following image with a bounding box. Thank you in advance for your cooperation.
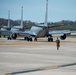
[48,24,64,28]
[70,30,76,36]
[48,30,71,36]
[0,30,12,36]
[30,24,47,28]
[32,24,64,28]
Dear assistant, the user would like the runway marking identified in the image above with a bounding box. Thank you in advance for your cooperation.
[0,73,11,75]
[0,41,76,46]
[2,63,76,75]
[43,66,60,70]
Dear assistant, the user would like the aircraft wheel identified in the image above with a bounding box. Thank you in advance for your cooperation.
[0,35,1,38]
[24,37,27,40]
[27,37,30,41]
[9,37,11,40]
[48,38,53,42]
[7,37,11,40]
[48,38,50,42]
[7,37,10,40]
[7,37,9,40]
[50,38,53,42]
[0,32,1,38]
[30,38,32,41]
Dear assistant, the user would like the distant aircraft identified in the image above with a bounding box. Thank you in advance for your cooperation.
[1,10,11,30]
[18,0,70,42]
[0,10,11,37]
[0,7,25,40]
[9,6,24,40]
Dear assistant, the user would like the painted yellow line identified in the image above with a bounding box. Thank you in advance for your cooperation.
[2,63,76,74]
[0,74,5,75]
[1,66,61,75]
[5,73,11,75]
[0,73,11,75]
[43,66,60,70]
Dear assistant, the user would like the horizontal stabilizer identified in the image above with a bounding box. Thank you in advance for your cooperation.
[48,30,71,36]
[48,24,64,28]
[31,24,47,28]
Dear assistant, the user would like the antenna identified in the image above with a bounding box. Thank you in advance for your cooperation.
[8,10,10,28]
[45,0,48,26]
[21,6,23,28]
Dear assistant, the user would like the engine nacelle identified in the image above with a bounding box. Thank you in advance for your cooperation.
[60,34,66,40]
[11,33,17,40]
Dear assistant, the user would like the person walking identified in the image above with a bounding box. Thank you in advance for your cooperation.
[56,38,60,50]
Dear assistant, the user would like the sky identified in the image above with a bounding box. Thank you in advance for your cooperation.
[0,0,76,23]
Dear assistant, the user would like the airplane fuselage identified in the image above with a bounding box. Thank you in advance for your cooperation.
[30,26,48,37]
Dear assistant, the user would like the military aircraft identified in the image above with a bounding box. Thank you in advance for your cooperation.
[0,7,24,40]
[1,10,11,30]
[18,0,71,42]
[0,10,11,37]
[0,0,73,41]
[8,6,24,40]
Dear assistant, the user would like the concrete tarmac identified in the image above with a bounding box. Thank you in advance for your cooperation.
[0,37,76,75]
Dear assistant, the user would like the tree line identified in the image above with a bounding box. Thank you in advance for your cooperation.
[0,18,76,30]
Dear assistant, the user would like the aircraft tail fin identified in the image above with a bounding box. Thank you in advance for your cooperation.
[20,6,23,28]
[44,0,48,26]
[8,10,10,28]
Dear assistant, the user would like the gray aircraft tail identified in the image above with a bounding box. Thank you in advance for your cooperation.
[44,0,48,26]
[20,6,23,28]
[8,10,10,28]
[30,0,48,28]
[34,0,48,28]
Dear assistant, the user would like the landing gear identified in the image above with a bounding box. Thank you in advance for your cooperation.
[7,37,11,40]
[24,37,38,42]
[0,35,1,38]
[48,37,53,42]
[0,32,1,38]
[12,33,17,40]
[24,37,33,42]
[29,37,32,41]
[24,37,27,40]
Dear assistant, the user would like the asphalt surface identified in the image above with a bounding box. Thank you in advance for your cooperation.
[0,37,76,75]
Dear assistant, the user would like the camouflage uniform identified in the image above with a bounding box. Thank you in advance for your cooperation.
[56,38,60,50]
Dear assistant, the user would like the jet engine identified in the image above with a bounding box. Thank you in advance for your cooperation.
[8,33,17,40]
[60,34,66,40]
[11,33,17,40]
